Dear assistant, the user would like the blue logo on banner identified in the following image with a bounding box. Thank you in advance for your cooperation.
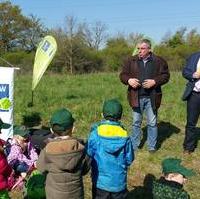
[0,84,9,112]
[42,40,50,52]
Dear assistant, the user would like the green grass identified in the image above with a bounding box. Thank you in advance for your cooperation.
[11,71,200,199]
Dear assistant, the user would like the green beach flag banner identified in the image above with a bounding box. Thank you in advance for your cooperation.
[32,35,57,91]
[0,67,14,140]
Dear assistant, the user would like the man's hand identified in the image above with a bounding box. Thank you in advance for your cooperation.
[128,78,141,88]
[142,79,156,89]
[193,72,200,79]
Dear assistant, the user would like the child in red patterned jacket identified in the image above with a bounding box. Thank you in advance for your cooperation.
[0,118,13,199]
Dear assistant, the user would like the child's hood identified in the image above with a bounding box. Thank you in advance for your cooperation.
[44,138,85,171]
[96,121,129,154]
[99,136,128,154]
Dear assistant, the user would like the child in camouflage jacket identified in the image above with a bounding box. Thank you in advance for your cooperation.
[152,158,195,199]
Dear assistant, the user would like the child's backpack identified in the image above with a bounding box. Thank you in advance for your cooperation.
[24,169,46,199]
[29,129,54,154]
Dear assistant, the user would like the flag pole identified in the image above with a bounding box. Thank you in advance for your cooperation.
[31,90,34,106]
[28,91,34,107]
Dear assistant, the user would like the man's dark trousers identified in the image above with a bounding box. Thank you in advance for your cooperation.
[183,92,200,151]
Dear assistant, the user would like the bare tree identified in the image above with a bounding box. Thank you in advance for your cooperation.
[53,16,91,74]
[64,16,88,74]
[127,33,144,48]
[83,21,107,50]
[65,16,76,74]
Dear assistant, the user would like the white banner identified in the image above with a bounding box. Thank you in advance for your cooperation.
[0,67,14,140]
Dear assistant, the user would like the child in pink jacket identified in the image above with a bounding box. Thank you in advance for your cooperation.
[7,126,38,178]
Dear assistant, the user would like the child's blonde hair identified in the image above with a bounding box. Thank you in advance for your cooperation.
[13,135,28,150]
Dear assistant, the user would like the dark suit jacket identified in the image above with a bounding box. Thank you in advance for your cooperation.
[182,51,200,100]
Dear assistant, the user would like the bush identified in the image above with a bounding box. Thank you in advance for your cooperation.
[1,51,34,73]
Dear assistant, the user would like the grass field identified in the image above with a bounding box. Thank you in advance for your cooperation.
[11,71,200,198]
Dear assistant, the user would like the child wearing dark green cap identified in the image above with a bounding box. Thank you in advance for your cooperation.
[152,157,195,199]
[86,99,134,199]
[6,126,38,177]
[23,169,46,199]
[37,108,90,199]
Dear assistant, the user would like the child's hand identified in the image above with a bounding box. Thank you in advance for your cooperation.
[34,161,37,168]
[193,72,200,79]
[21,172,27,179]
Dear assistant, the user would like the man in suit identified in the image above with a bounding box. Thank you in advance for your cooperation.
[182,51,200,154]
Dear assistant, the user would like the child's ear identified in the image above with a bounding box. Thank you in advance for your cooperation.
[66,127,74,137]
[101,113,104,118]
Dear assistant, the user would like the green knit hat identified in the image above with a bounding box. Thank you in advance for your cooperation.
[50,108,75,131]
[162,158,195,177]
[103,99,123,120]
[0,118,11,130]
[26,170,46,199]
[13,125,29,137]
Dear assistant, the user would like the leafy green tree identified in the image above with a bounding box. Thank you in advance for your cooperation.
[186,29,200,51]
[0,1,46,53]
[0,1,25,52]
[155,28,200,71]
[103,36,131,71]
[161,27,187,48]
[19,14,47,52]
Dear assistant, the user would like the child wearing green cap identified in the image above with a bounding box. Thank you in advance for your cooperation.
[86,99,134,199]
[23,169,46,199]
[37,108,90,199]
[6,126,38,177]
[152,157,195,199]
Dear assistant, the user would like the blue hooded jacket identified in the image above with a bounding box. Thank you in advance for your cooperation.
[86,120,134,192]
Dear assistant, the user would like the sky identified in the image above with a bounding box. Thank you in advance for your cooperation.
[10,0,200,43]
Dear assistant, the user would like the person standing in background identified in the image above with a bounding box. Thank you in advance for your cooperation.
[120,39,170,153]
[182,51,200,154]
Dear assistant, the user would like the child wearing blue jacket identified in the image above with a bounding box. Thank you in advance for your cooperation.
[87,99,134,199]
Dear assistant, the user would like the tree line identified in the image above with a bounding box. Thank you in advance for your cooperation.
[1,1,200,74]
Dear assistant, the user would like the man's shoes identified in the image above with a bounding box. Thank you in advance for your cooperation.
[149,149,156,154]
[183,150,193,155]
